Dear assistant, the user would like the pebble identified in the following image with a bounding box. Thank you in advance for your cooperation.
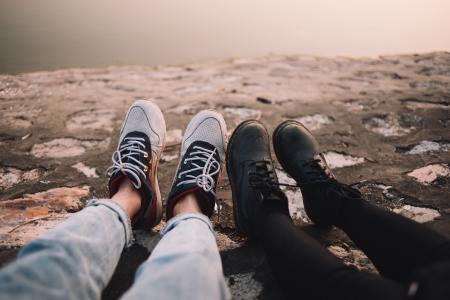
[72,162,99,178]
[0,186,89,247]
[407,164,450,185]
[406,140,450,154]
[31,138,110,158]
[294,114,333,131]
[227,273,263,299]
[393,205,441,223]
[0,167,42,190]
[363,113,413,137]
[323,151,365,169]
[66,109,116,132]
[224,107,262,120]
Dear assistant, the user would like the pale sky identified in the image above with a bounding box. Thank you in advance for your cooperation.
[1,0,449,73]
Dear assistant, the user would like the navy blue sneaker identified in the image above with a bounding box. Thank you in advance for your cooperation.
[166,110,227,219]
[108,100,166,229]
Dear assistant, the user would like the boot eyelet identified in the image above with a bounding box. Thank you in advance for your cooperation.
[144,153,148,158]
[144,166,148,172]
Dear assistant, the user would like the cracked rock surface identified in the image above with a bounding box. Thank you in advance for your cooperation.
[1,52,450,299]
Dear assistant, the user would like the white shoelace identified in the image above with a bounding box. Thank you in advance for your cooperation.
[176,145,220,195]
[107,137,148,189]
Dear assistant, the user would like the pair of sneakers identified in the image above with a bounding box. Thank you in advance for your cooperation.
[107,100,226,229]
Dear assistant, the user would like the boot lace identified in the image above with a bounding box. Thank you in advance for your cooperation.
[248,160,290,201]
[300,176,362,200]
[251,157,361,200]
[299,155,333,183]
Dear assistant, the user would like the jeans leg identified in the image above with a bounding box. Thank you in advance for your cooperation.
[122,213,230,300]
[0,199,132,300]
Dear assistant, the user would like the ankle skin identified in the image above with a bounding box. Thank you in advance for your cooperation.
[111,179,142,219]
[172,194,203,217]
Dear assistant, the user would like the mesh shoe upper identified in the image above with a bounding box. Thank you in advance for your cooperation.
[166,110,227,219]
[181,110,226,160]
[108,100,166,229]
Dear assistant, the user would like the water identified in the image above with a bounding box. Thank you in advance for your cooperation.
[1,0,449,74]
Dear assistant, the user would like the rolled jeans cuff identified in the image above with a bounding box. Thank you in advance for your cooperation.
[87,199,134,248]
[161,213,214,236]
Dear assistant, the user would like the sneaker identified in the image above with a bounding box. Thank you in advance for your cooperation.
[107,100,166,229]
[273,120,361,226]
[166,110,227,219]
[226,120,289,239]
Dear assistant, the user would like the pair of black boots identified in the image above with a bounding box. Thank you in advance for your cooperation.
[227,120,362,239]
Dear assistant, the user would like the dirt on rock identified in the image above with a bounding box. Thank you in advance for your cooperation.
[1,52,450,299]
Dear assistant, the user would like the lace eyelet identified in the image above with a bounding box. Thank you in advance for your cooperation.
[144,152,148,158]
[144,166,148,172]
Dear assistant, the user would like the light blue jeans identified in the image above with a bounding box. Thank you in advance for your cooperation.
[0,199,230,300]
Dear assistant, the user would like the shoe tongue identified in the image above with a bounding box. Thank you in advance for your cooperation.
[120,131,150,159]
[118,131,151,182]
[185,140,220,166]
[167,141,220,218]
[180,140,221,191]
[186,140,217,154]
[121,131,150,147]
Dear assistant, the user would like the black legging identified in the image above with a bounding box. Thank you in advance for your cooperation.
[261,201,450,300]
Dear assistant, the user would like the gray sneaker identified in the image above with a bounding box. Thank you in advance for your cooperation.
[166,110,227,219]
[108,100,166,229]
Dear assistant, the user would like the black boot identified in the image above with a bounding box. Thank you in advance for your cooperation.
[227,120,289,239]
[273,120,362,227]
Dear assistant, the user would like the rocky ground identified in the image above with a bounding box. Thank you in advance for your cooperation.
[0,52,449,299]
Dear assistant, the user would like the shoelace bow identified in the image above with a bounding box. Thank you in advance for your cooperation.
[107,137,148,189]
[176,145,220,196]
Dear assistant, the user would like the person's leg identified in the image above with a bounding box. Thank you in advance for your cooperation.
[261,208,406,300]
[0,99,167,300]
[273,119,450,283]
[123,110,230,300]
[0,181,135,300]
[336,198,450,282]
[227,120,407,300]
[122,195,229,300]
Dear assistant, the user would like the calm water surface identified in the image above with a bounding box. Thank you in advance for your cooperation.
[1,0,449,73]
